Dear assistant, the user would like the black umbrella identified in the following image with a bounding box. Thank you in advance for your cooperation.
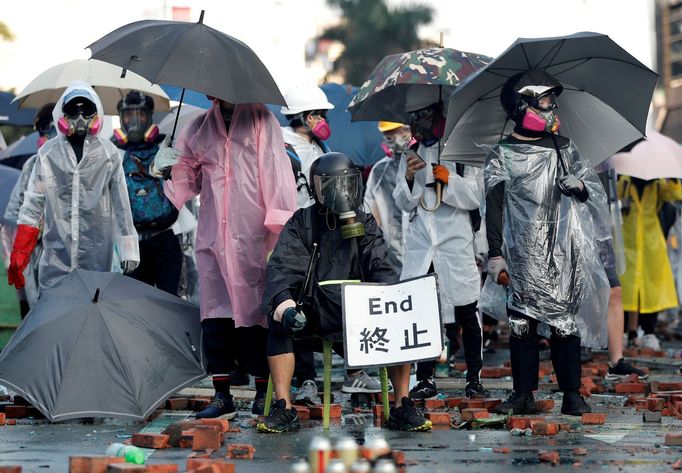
[0,269,205,422]
[87,10,285,139]
[442,32,659,167]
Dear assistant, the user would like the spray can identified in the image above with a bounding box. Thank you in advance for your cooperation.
[372,459,397,473]
[104,443,145,465]
[361,436,390,461]
[349,458,371,473]
[334,436,359,468]
[325,458,347,473]
[289,459,311,473]
[309,436,332,473]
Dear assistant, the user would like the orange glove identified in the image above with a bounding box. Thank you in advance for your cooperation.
[433,164,450,184]
[8,224,40,289]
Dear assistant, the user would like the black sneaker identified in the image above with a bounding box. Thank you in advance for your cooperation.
[465,381,491,399]
[195,391,237,420]
[605,358,648,381]
[386,397,432,432]
[257,399,300,433]
[408,378,438,400]
[561,390,591,416]
[493,391,538,415]
[251,391,268,419]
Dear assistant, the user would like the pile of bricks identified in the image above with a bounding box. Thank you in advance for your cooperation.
[0,395,45,423]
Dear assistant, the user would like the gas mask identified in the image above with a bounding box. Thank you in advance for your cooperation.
[521,91,560,133]
[381,133,414,158]
[58,97,100,137]
[304,111,331,141]
[409,103,445,147]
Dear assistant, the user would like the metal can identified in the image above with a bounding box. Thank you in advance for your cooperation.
[289,459,311,473]
[372,459,397,473]
[309,436,332,473]
[349,458,372,473]
[334,436,359,468]
[325,458,348,473]
[361,436,390,461]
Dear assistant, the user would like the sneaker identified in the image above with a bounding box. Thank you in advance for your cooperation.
[251,391,268,418]
[228,368,250,386]
[293,379,319,406]
[605,358,648,381]
[196,392,237,420]
[256,399,300,433]
[640,334,661,351]
[408,378,438,400]
[465,381,491,399]
[560,390,591,416]
[386,397,432,431]
[341,370,382,394]
[492,391,537,415]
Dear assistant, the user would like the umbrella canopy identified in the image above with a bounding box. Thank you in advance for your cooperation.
[348,47,491,123]
[13,59,170,115]
[0,131,38,162]
[0,164,20,224]
[610,130,682,180]
[442,32,659,167]
[87,11,285,106]
[0,92,37,126]
[269,83,385,166]
[161,85,212,109]
[0,269,205,422]
[157,104,206,136]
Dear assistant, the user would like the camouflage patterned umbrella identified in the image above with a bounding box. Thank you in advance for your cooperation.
[348,47,492,123]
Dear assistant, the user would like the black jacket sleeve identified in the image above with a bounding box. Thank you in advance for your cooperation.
[485,182,505,258]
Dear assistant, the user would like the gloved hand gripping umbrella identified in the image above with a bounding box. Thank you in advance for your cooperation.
[348,43,491,210]
[87,10,285,141]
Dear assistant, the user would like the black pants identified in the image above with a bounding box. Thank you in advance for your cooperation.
[128,229,182,295]
[416,301,483,383]
[507,309,581,393]
[202,318,269,379]
[293,341,317,387]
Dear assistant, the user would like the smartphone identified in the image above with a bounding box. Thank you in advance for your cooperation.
[405,148,425,165]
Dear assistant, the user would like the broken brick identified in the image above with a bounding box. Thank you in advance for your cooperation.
[4,406,27,418]
[538,450,560,464]
[615,383,646,394]
[665,433,682,446]
[634,399,650,411]
[480,367,502,378]
[482,399,502,411]
[648,398,665,412]
[391,450,405,466]
[5,419,16,426]
[165,398,189,410]
[530,421,559,436]
[190,398,211,411]
[0,412,5,425]
[0,467,21,473]
[186,459,235,473]
[198,418,230,433]
[507,416,543,430]
[573,448,588,456]
[493,447,511,454]
[534,399,555,412]
[131,433,169,449]
[309,404,342,419]
[372,405,383,419]
[192,427,222,451]
[226,443,256,460]
[581,413,607,425]
[424,399,445,410]
[69,456,125,473]
[460,408,489,421]
[459,399,486,410]
[292,405,310,420]
[424,412,451,425]
[445,398,464,409]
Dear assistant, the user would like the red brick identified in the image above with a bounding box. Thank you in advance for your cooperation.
[634,399,650,411]
[538,450,560,464]
[459,399,486,409]
[226,443,256,460]
[372,405,383,419]
[107,465,146,472]
[0,467,21,473]
[186,459,235,473]
[162,424,184,447]
[198,418,230,433]
[424,412,451,425]
[493,447,511,454]
[0,412,5,425]
[507,416,543,430]
[499,367,512,377]
[179,430,195,449]
[131,433,169,449]
[145,465,179,473]
[190,398,211,411]
[573,448,588,456]
[69,456,125,473]
[648,398,665,412]
[4,406,27,418]
[581,413,607,425]
[165,398,189,410]
[391,450,405,466]
[658,382,682,391]
[534,399,555,412]
[482,399,502,411]
[615,383,646,394]
[445,398,465,409]
[5,419,16,426]
[309,404,342,419]
[665,433,682,446]
[460,408,489,421]
[192,426,222,451]
[374,392,395,403]
[530,421,558,436]
[424,399,445,410]
[480,367,502,378]
[292,405,310,420]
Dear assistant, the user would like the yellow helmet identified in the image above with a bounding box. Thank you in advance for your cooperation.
[377,121,405,133]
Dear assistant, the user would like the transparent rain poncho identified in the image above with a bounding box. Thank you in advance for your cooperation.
[479,140,611,348]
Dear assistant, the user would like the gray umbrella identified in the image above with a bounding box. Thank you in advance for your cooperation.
[87,11,284,107]
[442,32,659,167]
[0,269,205,422]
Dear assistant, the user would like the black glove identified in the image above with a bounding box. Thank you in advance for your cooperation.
[282,307,307,335]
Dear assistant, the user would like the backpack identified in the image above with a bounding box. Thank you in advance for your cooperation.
[285,139,330,199]
[122,143,179,232]
[455,163,482,233]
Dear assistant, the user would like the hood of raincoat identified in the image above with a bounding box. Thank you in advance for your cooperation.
[53,80,104,137]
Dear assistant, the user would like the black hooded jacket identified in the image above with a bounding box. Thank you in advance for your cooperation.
[262,204,398,335]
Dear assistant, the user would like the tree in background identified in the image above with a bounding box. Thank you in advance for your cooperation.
[321,0,434,86]
[0,21,14,41]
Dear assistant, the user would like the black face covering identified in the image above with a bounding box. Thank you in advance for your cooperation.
[409,103,444,147]
[219,104,234,124]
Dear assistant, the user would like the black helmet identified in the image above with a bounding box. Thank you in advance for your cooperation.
[500,69,563,124]
[117,90,155,143]
[310,152,363,214]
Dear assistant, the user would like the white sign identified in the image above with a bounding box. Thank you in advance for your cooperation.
[342,274,442,369]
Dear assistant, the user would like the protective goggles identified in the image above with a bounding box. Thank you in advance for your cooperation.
[63,99,97,119]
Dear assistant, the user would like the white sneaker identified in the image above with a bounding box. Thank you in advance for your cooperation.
[640,334,661,351]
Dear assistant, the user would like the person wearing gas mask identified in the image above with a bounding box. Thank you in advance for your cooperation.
[8,80,139,293]
[364,121,413,272]
[393,87,490,401]
[483,69,610,416]
[3,102,57,315]
[152,97,297,420]
[113,90,181,295]
[258,152,431,433]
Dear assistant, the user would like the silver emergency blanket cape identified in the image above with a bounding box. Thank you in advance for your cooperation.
[480,140,610,348]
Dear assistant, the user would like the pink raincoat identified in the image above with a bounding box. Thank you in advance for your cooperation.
[165,102,297,327]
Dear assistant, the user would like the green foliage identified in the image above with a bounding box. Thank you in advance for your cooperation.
[322,0,434,86]
[0,21,14,41]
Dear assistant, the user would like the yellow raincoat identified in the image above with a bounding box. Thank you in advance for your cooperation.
[618,177,682,313]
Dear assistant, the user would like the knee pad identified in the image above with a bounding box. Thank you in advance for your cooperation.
[550,317,578,339]
[509,317,531,338]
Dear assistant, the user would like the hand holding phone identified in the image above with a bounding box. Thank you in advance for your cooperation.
[405,149,426,181]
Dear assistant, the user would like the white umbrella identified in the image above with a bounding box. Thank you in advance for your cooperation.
[611,130,682,180]
[14,59,170,115]
[158,104,205,136]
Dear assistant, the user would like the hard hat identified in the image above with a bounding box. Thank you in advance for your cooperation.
[280,83,334,116]
[377,121,406,133]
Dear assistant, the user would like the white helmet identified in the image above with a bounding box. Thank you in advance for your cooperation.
[280,83,334,116]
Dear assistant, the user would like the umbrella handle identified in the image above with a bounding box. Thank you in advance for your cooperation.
[170,88,186,143]
[420,181,442,211]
